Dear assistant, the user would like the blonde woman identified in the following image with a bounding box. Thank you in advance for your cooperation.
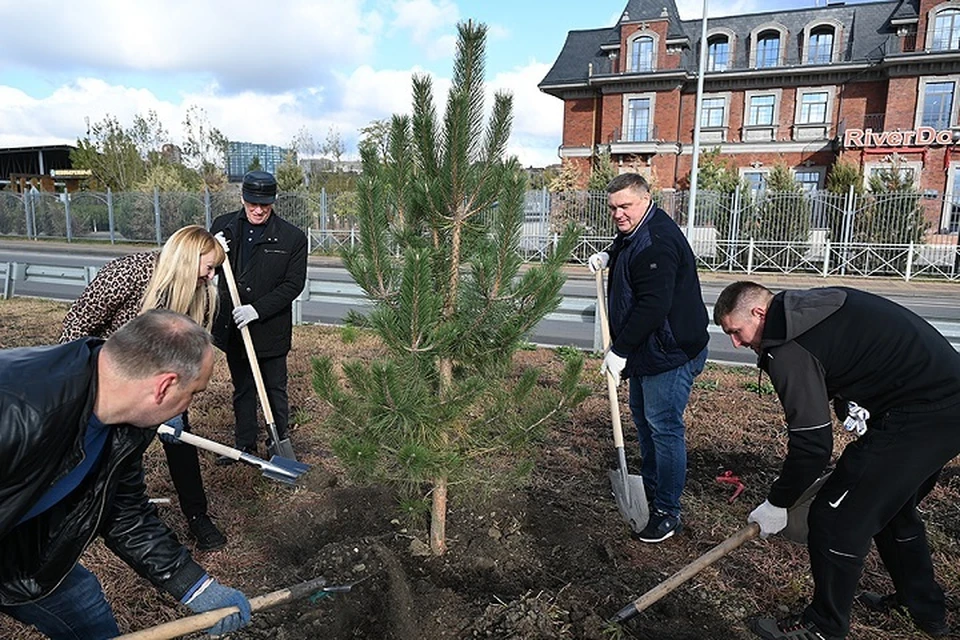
[60,225,228,551]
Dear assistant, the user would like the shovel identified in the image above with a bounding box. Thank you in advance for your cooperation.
[594,269,649,533]
[610,471,833,624]
[157,423,309,485]
[218,240,298,462]
[112,575,362,640]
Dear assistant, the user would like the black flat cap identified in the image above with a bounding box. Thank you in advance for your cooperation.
[242,171,277,205]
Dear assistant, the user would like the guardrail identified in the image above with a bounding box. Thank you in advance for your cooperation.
[4,260,960,355]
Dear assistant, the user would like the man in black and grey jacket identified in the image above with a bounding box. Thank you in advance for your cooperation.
[715,281,960,640]
[210,170,307,459]
[0,311,250,638]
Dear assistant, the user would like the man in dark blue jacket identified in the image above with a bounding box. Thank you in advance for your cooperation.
[715,281,960,639]
[210,170,308,459]
[588,173,709,543]
[0,310,250,638]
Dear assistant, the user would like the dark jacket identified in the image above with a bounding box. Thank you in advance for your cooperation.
[210,209,308,358]
[0,339,205,605]
[606,203,709,377]
[759,287,960,508]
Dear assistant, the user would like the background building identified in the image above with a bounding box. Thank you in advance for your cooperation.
[540,0,960,233]
[225,141,292,181]
[0,145,84,193]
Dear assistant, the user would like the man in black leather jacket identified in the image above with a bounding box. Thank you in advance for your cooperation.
[0,310,251,638]
[210,171,307,458]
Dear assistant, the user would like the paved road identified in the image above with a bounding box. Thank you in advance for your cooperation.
[2,240,958,366]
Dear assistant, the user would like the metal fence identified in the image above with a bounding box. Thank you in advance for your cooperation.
[2,186,959,281]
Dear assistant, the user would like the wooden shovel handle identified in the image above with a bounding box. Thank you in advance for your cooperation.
[112,576,329,640]
[156,424,240,461]
[594,269,626,449]
[219,252,276,425]
[613,523,761,623]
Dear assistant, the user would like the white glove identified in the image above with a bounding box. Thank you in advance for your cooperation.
[587,251,610,273]
[214,232,230,253]
[748,499,788,539]
[232,305,259,329]
[600,349,627,386]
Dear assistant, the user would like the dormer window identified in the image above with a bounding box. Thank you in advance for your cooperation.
[708,35,730,71]
[631,35,655,71]
[932,8,960,50]
[756,31,781,68]
[807,26,834,64]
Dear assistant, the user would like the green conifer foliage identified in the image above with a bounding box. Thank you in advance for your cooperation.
[312,21,587,555]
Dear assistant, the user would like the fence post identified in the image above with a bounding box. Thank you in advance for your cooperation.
[905,242,914,281]
[320,187,328,251]
[204,188,212,228]
[747,238,755,273]
[107,189,116,244]
[840,185,855,276]
[822,240,830,277]
[153,187,162,246]
[22,192,32,239]
[729,189,741,271]
[350,226,356,249]
[63,192,73,242]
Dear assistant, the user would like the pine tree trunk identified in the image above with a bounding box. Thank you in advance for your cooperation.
[430,476,448,555]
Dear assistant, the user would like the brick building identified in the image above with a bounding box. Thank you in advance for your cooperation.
[540,0,960,232]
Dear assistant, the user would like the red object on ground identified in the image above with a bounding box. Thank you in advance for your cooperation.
[716,470,745,503]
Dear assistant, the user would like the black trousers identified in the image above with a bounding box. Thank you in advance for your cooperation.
[804,398,960,637]
[161,411,208,520]
[225,347,289,450]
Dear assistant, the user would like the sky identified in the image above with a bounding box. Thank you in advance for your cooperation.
[1,0,824,169]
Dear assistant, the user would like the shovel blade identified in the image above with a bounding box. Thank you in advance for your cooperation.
[608,469,649,533]
[267,436,298,462]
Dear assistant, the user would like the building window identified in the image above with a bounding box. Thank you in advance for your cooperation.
[701,97,726,127]
[626,98,651,141]
[948,166,960,231]
[807,26,834,63]
[794,170,821,191]
[921,81,955,128]
[631,36,655,72]
[748,94,776,125]
[799,91,829,124]
[708,36,729,71]
[743,171,767,194]
[933,8,960,51]
[756,31,781,68]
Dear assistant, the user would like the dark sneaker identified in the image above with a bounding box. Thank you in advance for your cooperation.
[858,591,951,637]
[750,614,841,640]
[188,514,227,551]
[634,509,682,543]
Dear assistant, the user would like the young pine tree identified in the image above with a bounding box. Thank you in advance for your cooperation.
[311,21,587,555]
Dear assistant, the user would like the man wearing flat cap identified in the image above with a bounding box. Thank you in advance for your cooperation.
[210,170,307,460]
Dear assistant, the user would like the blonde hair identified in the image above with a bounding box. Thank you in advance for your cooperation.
[141,225,225,330]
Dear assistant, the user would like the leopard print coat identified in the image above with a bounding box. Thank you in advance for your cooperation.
[59,252,159,343]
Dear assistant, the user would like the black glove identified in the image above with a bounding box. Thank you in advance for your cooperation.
[181,575,251,636]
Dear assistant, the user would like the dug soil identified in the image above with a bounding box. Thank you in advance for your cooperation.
[1,297,958,639]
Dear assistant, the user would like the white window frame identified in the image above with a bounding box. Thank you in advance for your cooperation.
[740,167,771,195]
[926,2,960,51]
[628,30,660,72]
[915,75,960,129]
[798,90,830,124]
[749,22,788,68]
[941,161,960,232]
[863,159,923,191]
[793,167,826,191]
[705,28,736,71]
[745,90,781,126]
[802,19,844,64]
[622,92,657,142]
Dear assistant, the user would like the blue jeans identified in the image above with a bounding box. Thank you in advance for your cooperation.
[628,347,707,518]
[0,564,119,639]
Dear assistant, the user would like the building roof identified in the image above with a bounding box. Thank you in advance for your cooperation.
[540,0,901,91]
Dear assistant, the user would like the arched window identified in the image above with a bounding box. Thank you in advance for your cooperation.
[756,31,781,68]
[933,8,960,50]
[708,35,729,71]
[807,26,834,63]
[631,36,655,71]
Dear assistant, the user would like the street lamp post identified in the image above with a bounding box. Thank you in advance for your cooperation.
[686,0,710,241]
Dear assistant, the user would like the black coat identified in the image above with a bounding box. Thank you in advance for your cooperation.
[0,339,205,605]
[210,209,308,358]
